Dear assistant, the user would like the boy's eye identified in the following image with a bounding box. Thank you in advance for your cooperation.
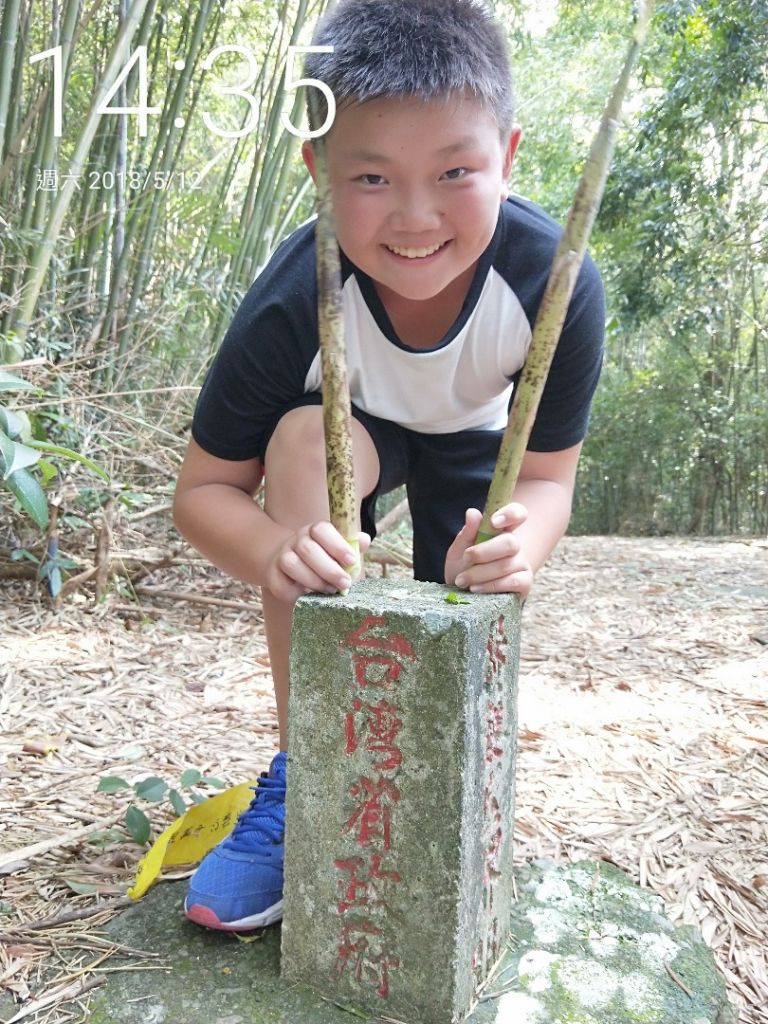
[441,167,467,181]
[359,173,386,186]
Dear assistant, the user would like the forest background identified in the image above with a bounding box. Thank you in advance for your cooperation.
[0,0,766,581]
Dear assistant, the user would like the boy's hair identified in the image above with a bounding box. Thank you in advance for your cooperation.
[304,0,514,136]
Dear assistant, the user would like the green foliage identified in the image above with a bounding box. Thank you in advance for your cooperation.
[0,1,764,538]
[510,0,767,535]
[0,370,109,589]
[0,372,49,528]
[97,769,227,846]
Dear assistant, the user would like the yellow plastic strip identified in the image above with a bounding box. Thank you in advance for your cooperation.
[127,782,256,900]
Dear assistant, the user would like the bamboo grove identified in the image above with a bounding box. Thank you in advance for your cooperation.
[0,0,766,537]
[0,0,331,382]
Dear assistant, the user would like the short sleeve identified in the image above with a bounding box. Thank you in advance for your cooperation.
[191,224,320,461]
[518,252,605,452]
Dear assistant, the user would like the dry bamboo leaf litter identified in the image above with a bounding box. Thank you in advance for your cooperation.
[1,534,766,1022]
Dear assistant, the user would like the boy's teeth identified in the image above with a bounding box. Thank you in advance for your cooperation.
[388,242,444,259]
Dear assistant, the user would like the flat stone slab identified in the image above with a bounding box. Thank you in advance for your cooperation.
[81,860,733,1024]
[498,859,736,1024]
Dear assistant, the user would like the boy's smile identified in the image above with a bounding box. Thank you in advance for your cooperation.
[303,95,520,315]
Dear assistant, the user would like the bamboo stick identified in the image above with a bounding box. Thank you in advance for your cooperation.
[477,0,655,543]
[0,0,23,165]
[116,0,218,371]
[308,94,361,585]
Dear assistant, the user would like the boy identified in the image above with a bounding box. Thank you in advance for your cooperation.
[173,0,604,931]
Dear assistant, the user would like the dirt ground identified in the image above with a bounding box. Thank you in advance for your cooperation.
[1,532,766,1023]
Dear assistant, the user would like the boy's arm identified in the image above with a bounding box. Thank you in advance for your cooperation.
[444,442,582,598]
[173,440,361,603]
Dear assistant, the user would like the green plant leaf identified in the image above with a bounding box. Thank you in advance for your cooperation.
[125,805,151,845]
[97,776,131,793]
[47,564,62,599]
[133,776,168,802]
[168,789,187,817]
[190,792,206,805]
[0,371,36,393]
[201,776,226,788]
[0,406,25,439]
[0,429,40,479]
[25,441,110,482]
[87,828,124,848]
[9,440,40,477]
[180,768,202,788]
[63,879,98,895]
[11,548,39,564]
[38,459,58,485]
[4,467,48,529]
[37,560,54,581]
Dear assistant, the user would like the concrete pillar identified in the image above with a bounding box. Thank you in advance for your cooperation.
[281,578,521,1024]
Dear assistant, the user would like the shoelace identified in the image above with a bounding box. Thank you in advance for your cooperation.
[224,772,286,854]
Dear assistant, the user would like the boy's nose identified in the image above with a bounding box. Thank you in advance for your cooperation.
[390,188,442,232]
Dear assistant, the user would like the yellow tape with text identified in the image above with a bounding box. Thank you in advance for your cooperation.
[127,782,256,900]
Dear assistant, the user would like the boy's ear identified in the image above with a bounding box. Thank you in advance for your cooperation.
[500,126,522,201]
[302,140,317,182]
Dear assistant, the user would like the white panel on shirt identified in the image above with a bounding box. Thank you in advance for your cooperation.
[303,268,532,434]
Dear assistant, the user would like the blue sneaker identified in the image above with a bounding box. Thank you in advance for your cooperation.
[184,751,286,930]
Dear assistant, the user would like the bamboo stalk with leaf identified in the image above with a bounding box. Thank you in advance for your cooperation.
[477,1,655,544]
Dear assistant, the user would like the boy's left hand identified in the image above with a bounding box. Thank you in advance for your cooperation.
[444,503,534,599]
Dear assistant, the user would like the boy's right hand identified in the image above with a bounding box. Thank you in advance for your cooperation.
[264,523,370,603]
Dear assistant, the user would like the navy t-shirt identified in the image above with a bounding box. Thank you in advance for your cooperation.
[193,196,605,460]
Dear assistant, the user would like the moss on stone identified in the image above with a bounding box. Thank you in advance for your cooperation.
[503,860,733,1024]
[81,858,733,1024]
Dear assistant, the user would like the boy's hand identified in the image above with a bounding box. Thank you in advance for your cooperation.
[444,504,534,599]
[265,523,371,604]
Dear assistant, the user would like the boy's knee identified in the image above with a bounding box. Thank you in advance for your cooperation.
[265,406,326,473]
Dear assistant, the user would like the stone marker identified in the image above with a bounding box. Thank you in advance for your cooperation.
[281,577,521,1024]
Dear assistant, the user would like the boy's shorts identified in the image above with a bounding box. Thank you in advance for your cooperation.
[261,393,505,583]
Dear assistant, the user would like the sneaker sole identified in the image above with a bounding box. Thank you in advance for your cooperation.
[184,898,283,931]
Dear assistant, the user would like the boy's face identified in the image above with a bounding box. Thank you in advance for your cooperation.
[303,95,520,305]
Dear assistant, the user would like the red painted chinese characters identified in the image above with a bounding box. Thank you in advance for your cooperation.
[334,615,415,998]
[473,614,509,985]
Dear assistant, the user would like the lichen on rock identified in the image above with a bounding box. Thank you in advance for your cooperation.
[496,859,735,1024]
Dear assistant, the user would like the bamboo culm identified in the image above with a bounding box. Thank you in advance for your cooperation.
[477,0,656,543]
[308,97,361,586]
